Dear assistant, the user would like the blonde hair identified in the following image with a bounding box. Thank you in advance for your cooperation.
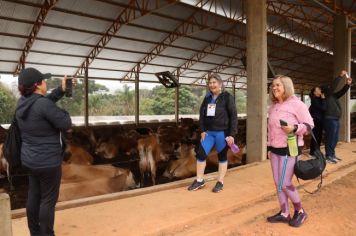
[207,73,225,91]
[269,75,295,103]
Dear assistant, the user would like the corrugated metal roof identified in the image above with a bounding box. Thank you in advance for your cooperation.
[0,0,355,90]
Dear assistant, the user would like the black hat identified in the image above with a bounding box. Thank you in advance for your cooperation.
[18,68,52,88]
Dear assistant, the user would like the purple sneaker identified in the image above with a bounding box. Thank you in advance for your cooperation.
[289,210,308,227]
[267,211,291,223]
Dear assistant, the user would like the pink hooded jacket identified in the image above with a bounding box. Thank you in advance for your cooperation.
[267,95,314,148]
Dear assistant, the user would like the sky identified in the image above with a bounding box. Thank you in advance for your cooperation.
[0,74,157,92]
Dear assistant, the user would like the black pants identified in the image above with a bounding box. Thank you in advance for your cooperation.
[310,118,323,155]
[324,118,339,157]
[26,165,61,236]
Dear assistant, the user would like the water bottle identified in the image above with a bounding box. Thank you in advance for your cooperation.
[230,143,240,154]
[225,137,239,154]
[287,133,298,157]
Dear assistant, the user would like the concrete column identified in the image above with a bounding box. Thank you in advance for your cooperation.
[334,15,351,142]
[0,193,12,236]
[84,61,89,128]
[246,0,268,163]
[232,77,236,98]
[175,86,179,124]
[135,65,140,126]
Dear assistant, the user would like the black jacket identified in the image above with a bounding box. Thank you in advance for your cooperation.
[16,87,72,169]
[309,96,326,121]
[324,76,350,119]
[199,91,237,136]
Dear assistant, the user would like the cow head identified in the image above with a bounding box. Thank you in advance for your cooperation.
[175,143,195,159]
[95,141,117,159]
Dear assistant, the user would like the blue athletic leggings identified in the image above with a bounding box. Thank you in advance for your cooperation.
[197,130,227,163]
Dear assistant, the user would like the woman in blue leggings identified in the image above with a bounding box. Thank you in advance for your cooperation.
[188,73,237,193]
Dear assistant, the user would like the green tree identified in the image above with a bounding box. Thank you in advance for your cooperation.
[139,88,154,115]
[46,78,110,116]
[150,86,175,115]
[179,86,199,114]
[0,83,17,124]
[115,84,135,115]
[235,89,247,114]
[46,78,83,115]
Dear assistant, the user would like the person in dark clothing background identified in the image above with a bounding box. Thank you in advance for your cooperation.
[16,67,72,236]
[308,86,326,156]
[187,73,237,193]
[323,70,352,164]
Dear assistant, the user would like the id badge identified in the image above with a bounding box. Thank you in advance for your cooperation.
[207,103,216,116]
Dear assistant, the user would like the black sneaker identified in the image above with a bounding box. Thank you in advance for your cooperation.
[289,210,308,227]
[212,181,224,193]
[187,180,205,191]
[326,156,337,164]
[267,211,291,223]
[333,155,342,161]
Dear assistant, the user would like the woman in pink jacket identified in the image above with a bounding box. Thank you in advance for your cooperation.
[267,75,314,227]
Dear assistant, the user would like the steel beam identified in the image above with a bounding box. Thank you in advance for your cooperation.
[193,51,244,84]
[13,0,58,74]
[173,24,245,78]
[267,0,333,52]
[121,0,245,80]
[73,0,176,78]
[0,15,245,67]
[187,0,243,21]
[5,0,246,49]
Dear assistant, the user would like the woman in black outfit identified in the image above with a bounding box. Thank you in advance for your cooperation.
[16,68,72,236]
[308,86,325,156]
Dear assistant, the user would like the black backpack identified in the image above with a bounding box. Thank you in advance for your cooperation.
[3,115,22,176]
[3,97,40,178]
[294,123,326,193]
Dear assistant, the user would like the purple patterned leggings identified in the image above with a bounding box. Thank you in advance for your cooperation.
[270,152,302,214]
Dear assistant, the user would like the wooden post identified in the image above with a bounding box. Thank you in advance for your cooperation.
[0,193,12,236]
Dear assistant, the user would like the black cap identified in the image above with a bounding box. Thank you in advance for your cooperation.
[18,67,52,88]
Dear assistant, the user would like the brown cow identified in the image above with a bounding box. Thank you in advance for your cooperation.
[0,126,7,143]
[163,143,196,179]
[137,135,169,186]
[95,134,138,159]
[61,164,129,183]
[64,143,94,165]
[156,125,186,158]
[59,164,136,201]
[157,125,183,144]
[163,143,246,179]
[59,173,135,201]
[179,117,195,127]
[206,144,245,167]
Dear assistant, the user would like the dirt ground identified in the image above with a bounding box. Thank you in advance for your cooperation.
[11,141,356,236]
[231,169,356,236]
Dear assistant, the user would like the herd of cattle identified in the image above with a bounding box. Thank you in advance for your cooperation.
[0,118,246,202]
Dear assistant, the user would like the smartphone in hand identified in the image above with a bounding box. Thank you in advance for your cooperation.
[279,119,288,127]
[65,78,73,97]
